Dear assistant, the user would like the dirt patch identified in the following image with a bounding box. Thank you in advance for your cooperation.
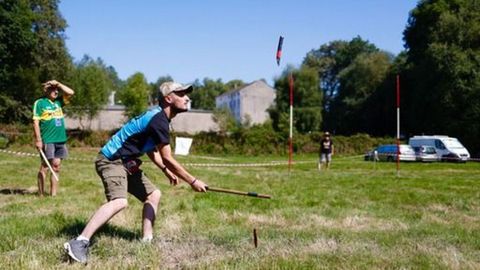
[155,236,232,269]
[299,214,409,232]
[305,237,381,255]
[415,242,479,269]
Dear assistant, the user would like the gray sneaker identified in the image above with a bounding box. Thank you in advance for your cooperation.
[64,238,89,264]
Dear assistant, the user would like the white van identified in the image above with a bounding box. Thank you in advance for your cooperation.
[409,135,470,162]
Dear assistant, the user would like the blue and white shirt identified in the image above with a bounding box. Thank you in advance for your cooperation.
[101,107,170,161]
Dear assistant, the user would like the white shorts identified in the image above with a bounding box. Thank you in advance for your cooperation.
[320,153,332,163]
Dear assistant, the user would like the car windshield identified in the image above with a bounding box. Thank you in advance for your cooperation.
[443,138,464,149]
[400,145,414,152]
[424,147,436,154]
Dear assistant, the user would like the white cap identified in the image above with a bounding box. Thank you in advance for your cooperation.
[159,81,193,97]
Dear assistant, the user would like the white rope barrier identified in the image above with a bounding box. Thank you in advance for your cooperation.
[1,149,478,168]
[0,149,306,167]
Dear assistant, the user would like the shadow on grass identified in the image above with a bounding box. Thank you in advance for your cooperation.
[0,188,37,195]
[59,219,139,242]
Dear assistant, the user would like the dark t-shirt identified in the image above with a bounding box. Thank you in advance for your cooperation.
[101,107,170,160]
[320,139,333,154]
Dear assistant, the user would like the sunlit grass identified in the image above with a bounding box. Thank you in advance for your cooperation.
[0,147,479,269]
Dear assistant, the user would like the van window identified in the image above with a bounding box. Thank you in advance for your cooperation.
[443,138,464,149]
[435,139,446,150]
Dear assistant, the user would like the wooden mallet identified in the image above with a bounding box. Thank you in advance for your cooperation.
[39,149,59,182]
[206,186,271,199]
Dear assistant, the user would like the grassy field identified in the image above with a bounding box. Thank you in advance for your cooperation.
[0,146,479,269]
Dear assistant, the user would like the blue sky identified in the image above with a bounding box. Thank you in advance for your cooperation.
[59,0,419,85]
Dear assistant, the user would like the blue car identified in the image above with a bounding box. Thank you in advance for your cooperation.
[364,144,416,162]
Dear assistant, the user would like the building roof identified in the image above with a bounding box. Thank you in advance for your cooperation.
[216,80,274,99]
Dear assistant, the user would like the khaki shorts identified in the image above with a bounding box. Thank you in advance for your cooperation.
[95,153,158,202]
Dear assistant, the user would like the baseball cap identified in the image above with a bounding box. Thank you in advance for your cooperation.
[159,81,193,97]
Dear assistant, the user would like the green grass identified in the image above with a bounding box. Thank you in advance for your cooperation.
[0,147,479,269]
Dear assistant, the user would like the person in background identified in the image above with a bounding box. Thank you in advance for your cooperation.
[64,81,208,264]
[32,80,75,196]
[318,131,334,170]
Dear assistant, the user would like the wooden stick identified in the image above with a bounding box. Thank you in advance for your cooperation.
[206,186,271,199]
[39,149,59,182]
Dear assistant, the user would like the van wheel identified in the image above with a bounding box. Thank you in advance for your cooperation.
[387,156,394,162]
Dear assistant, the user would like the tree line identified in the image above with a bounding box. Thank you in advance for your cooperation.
[1,0,479,154]
[271,0,479,155]
[0,0,246,124]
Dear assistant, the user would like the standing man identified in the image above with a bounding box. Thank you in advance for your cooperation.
[64,81,208,264]
[318,131,334,170]
[33,80,75,196]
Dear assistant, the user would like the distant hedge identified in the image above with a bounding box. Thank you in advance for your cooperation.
[0,123,396,155]
[187,130,396,156]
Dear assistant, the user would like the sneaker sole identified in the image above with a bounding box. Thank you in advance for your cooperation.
[63,242,86,264]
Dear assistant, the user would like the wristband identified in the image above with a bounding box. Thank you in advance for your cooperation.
[190,179,197,185]
[161,166,167,172]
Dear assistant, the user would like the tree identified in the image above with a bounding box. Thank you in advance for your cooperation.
[330,51,393,134]
[403,0,480,154]
[189,78,226,110]
[303,37,378,109]
[118,73,150,119]
[212,107,238,136]
[189,78,244,110]
[361,52,409,137]
[68,56,114,128]
[105,65,123,104]
[303,36,379,131]
[225,79,245,91]
[270,66,322,134]
[0,0,72,123]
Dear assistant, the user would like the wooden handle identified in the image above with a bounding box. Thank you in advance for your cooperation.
[206,186,271,199]
[39,149,59,182]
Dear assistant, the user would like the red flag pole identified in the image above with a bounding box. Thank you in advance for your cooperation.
[396,75,400,176]
[288,73,294,172]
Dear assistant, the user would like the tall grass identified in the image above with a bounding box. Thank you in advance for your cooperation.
[0,147,479,269]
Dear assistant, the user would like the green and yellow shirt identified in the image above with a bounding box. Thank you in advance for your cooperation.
[32,97,68,143]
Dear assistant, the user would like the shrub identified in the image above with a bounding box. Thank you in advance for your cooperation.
[0,123,32,146]
[0,123,398,156]
[67,129,113,147]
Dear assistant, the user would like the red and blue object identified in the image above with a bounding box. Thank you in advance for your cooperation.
[276,36,284,66]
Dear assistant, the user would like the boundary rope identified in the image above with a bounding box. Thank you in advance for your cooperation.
[1,149,478,168]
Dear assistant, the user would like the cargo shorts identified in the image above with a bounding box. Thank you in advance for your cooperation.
[95,153,158,202]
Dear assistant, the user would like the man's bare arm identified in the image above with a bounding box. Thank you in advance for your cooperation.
[147,149,178,185]
[158,143,207,192]
[33,119,42,150]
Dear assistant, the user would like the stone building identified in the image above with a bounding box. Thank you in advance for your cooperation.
[215,80,276,125]
[66,80,276,133]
